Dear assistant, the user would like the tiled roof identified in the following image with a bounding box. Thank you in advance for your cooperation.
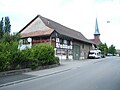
[89,39,101,45]
[39,15,95,44]
[19,15,95,44]
[20,29,54,38]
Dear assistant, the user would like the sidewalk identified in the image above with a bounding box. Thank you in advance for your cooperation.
[0,58,106,87]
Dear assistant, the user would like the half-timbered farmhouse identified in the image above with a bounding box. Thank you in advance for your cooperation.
[19,15,96,60]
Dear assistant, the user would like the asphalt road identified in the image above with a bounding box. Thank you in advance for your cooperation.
[0,74,35,85]
[0,57,120,90]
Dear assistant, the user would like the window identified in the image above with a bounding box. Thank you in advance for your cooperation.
[60,38,64,44]
[82,44,84,49]
[64,40,67,44]
[23,39,29,44]
[67,40,70,45]
[56,38,59,42]
[68,50,72,55]
[89,46,91,49]
[56,49,66,55]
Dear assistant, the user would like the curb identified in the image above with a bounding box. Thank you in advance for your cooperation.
[0,68,71,88]
[0,64,60,78]
[0,69,31,77]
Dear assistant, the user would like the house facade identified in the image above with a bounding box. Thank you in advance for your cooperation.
[19,15,96,60]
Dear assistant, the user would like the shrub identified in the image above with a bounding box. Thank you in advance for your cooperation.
[0,42,12,71]
[0,52,11,72]
[30,59,38,70]
[32,44,55,66]
[0,40,60,71]
[54,57,60,64]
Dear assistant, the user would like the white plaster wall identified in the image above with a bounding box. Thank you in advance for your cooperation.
[56,55,66,60]
[56,55,73,60]
[18,39,32,50]
[21,17,46,34]
[69,55,73,59]
[18,44,32,50]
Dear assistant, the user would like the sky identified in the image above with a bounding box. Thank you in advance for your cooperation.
[0,0,120,49]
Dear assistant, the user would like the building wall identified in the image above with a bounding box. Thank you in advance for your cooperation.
[18,39,32,50]
[80,43,92,59]
[19,35,93,60]
[21,17,46,34]
[72,41,80,60]
[19,16,94,60]
[54,37,93,60]
[73,40,92,60]
[55,37,73,60]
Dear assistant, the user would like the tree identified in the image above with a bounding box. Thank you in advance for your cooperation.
[108,44,116,56]
[104,43,108,55]
[0,17,4,38]
[4,16,11,33]
[0,16,11,40]
[98,43,108,55]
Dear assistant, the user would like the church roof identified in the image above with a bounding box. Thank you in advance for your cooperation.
[94,18,100,35]
[89,39,101,45]
[89,18,101,45]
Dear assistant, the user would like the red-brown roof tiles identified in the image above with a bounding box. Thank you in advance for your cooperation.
[20,29,54,38]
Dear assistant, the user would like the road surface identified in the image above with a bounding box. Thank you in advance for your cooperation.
[0,57,120,90]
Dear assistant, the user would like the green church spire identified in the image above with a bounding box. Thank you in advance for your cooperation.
[94,18,100,35]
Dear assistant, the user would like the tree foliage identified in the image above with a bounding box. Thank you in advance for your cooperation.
[0,16,11,37]
[98,43,108,55]
[0,17,4,38]
[98,43,116,56]
[108,44,116,56]
[0,34,19,71]
[4,17,11,33]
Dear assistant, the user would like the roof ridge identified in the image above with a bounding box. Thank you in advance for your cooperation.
[19,14,95,44]
[39,15,89,40]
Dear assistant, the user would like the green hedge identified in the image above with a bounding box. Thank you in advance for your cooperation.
[0,42,59,72]
[32,44,55,65]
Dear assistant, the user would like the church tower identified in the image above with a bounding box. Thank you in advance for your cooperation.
[94,18,101,45]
